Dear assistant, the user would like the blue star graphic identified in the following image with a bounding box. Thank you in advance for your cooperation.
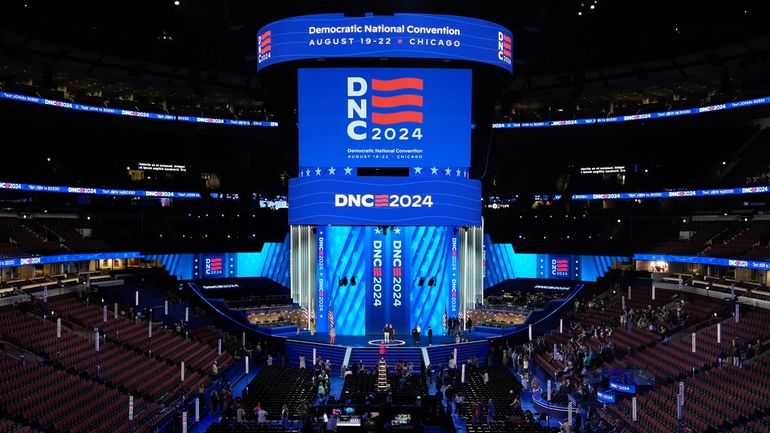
[315,167,322,176]
[344,167,353,175]
[431,167,438,175]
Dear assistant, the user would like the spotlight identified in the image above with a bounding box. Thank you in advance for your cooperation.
[350,276,357,286]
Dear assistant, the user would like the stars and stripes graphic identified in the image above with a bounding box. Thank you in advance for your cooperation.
[259,30,272,55]
[374,194,389,207]
[327,307,334,330]
[301,306,309,325]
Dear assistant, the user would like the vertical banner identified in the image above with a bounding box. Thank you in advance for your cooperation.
[114,302,118,319]
[181,361,185,382]
[651,284,656,301]
[135,290,139,306]
[621,296,626,311]
[195,397,200,422]
[164,300,169,315]
[218,339,222,355]
[128,395,134,421]
[547,380,552,401]
[103,305,108,322]
[43,286,48,303]
[735,303,740,323]
[246,356,250,374]
[717,323,721,344]
[316,226,327,333]
[370,226,388,330]
[632,396,637,421]
[691,332,696,353]
[182,412,187,433]
[95,329,100,352]
[56,318,62,338]
[185,307,189,322]
[449,228,459,319]
[390,227,407,332]
[461,363,465,383]
[559,319,563,333]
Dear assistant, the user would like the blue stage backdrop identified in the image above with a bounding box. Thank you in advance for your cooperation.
[317,225,457,336]
[483,235,628,287]
[146,235,290,285]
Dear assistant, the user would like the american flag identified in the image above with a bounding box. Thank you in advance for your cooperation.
[328,307,334,329]
[301,306,309,325]
[442,305,447,329]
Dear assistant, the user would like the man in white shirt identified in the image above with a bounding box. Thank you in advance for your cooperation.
[257,408,268,423]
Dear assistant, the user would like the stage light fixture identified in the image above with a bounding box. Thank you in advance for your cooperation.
[350,276,357,286]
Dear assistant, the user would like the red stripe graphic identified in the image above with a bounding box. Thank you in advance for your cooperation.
[260,45,272,54]
[372,111,423,125]
[371,78,423,92]
[503,49,512,57]
[393,268,402,277]
[260,30,272,38]
[503,34,511,43]
[503,41,511,50]
[261,37,272,48]
[371,94,423,108]
[373,268,382,277]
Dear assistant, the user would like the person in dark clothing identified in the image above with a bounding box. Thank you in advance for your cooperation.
[427,326,433,345]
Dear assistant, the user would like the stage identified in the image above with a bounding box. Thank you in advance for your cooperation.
[285,329,493,348]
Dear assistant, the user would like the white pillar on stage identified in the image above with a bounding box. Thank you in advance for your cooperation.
[128,395,134,421]
[245,356,250,374]
[547,380,552,401]
[195,397,200,422]
[632,396,637,422]
[135,290,139,306]
[717,323,721,344]
[528,324,532,341]
[181,361,185,382]
[103,305,108,322]
[164,300,169,316]
[218,338,222,355]
[56,318,62,338]
[185,307,189,322]
[313,348,316,365]
[559,319,563,334]
[651,284,656,301]
[461,364,465,383]
[114,302,118,319]
[182,411,187,433]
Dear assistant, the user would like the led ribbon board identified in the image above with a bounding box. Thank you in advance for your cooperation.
[258,13,513,73]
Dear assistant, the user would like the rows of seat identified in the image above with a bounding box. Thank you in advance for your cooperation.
[0,307,208,401]
[341,372,428,404]
[48,295,233,372]
[457,367,522,422]
[0,353,160,433]
[603,354,770,432]
[239,366,316,422]
[0,419,35,433]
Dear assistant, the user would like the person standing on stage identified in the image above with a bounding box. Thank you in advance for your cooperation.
[416,324,421,345]
[389,324,395,342]
[428,326,433,345]
[384,324,390,343]
[329,327,336,345]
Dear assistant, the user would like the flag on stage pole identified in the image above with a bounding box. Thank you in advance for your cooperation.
[328,306,334,330]
[301,306,309,326]
[442,304,447,330]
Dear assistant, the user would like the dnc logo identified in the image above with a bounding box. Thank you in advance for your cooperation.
[346,76,424,141]
[204,256,224,276]
[258,30,272,64]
